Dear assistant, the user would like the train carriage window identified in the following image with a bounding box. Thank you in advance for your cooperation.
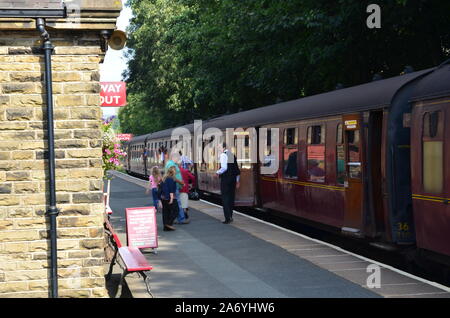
[200,141,207,172]
[262,129,276,172]
[149,143,154,164]
[284,128,298,145]
[347,130,361,179]
[423,111,444,194]
[307,125,325,183]
[235,135,252,169]
[336,124,345,185]
[283,128,298,179]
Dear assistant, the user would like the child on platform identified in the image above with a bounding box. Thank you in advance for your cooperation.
[146,166,162,212]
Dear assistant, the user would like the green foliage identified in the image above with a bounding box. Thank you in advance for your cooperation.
[120,0,450,135]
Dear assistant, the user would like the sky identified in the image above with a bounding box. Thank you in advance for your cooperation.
[100,0,132,119]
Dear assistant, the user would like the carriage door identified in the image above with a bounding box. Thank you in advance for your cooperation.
[412,103,449,256]
[342,114,364,235]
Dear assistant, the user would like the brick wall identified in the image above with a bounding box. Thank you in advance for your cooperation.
[0,2,120,297]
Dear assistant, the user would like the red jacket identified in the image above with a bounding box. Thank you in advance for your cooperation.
[179,166,196,193]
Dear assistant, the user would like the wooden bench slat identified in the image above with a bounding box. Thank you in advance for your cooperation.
[119,247,153,272]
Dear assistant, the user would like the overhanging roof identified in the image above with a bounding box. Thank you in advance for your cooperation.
[411,61,450,102]
[0,0,66,18]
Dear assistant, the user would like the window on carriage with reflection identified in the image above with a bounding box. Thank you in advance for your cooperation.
[262,129,276,172]
[336,124,345,185]
[422,111,444,194]
[347,130,361,179]
[283,127,298,179]
[234,132,252,170]
[307,125,325,183]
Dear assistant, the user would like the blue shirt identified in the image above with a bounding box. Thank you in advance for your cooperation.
[161,177,176,200]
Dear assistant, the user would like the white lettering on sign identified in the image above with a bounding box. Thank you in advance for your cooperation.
[101,84,123,93]
[100,82,127,107]
[100,96,121,105]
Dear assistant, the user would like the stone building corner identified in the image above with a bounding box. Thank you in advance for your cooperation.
[0,0,121,297]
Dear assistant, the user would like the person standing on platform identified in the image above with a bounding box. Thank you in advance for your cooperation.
[146,166,162,212]
[179,164,196,220]
[160,166,178,231]
[165,153,190,224]
[216,142,240,224]
[179,151,193,171]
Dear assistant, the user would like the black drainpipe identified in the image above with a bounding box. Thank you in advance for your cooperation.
[36,18,59,299]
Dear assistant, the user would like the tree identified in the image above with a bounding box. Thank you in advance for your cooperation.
[120,0,450,135]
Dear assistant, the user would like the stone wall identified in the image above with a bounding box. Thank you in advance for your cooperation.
[0,2,121,298]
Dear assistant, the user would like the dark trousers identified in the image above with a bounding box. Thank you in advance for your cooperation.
[162,199,178,226]
[220,177,236,221]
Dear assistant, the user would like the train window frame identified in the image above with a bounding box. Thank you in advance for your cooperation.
[260,128,277,175]
[234,132,252,170]
[336,123,345,185]
[282,127,299,179]
[422,111,444,194]
[283,127,298,146]
[346,130,362,179]
[306,124,326,183]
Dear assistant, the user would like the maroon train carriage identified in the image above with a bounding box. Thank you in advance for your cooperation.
[125,61,450,263]
[410,63,450,260]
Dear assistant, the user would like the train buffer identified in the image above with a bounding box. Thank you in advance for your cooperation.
[106,171,450,298]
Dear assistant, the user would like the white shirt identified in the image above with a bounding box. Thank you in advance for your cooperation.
[216,150,240,182]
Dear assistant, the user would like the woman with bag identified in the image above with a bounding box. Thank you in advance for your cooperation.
[159,166,179,231]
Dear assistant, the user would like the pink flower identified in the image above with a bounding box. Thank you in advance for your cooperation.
[105,149,111,155]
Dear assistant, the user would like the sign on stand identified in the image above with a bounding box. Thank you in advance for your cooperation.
[125,207,158,250]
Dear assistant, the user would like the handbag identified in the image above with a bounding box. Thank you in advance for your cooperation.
[188,188,200,201]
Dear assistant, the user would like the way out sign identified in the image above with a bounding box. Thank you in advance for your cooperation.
[100,82,127,107]
[126,207,158,249]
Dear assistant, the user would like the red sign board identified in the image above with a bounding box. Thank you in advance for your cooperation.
[100,81,127,107]
[125,207,158,249]
[116,134,133,141]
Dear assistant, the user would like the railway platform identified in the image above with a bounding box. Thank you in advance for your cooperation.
[106,171,450,298]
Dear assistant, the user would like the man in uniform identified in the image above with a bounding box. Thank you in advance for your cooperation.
[216,142,240,224]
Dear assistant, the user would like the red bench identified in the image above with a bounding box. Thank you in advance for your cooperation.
[105,219,153,297]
